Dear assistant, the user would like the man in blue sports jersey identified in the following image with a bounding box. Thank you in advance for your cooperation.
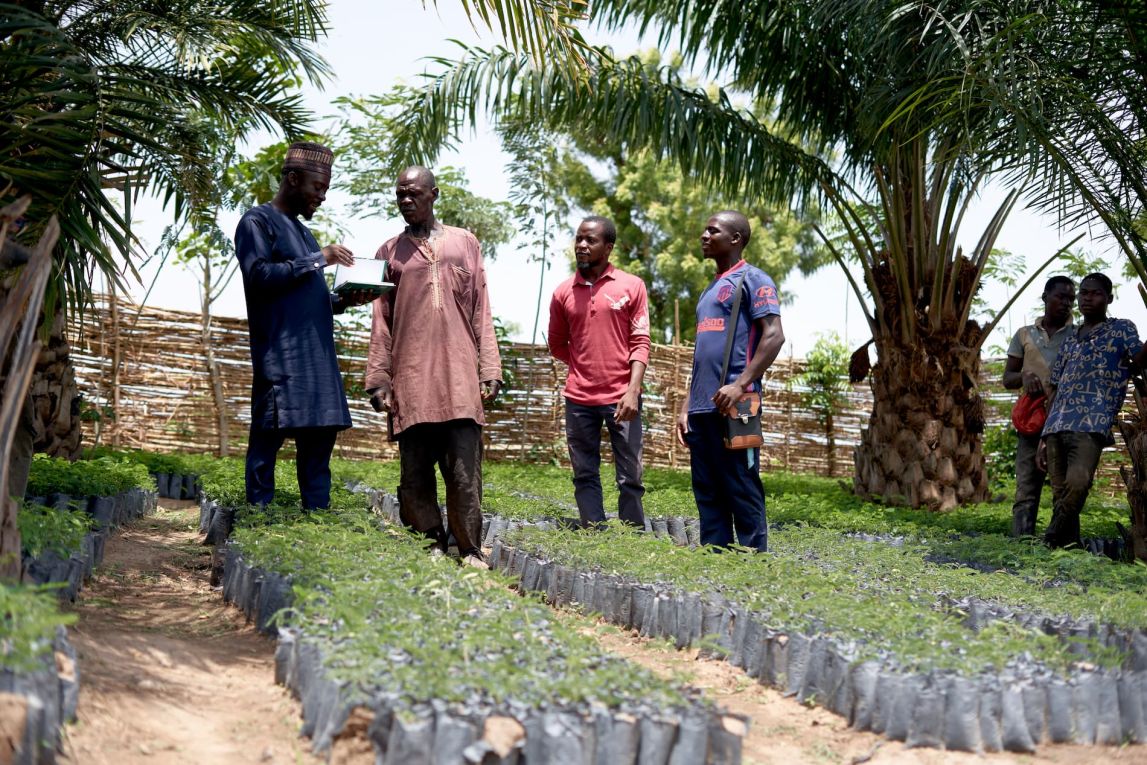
[675,211,786,550]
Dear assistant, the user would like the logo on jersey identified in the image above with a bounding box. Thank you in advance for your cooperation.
[697,317,725,333]
[754,284,779,310]
[716,285,734,302]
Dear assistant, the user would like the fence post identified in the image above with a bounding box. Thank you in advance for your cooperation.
[110,287,122,449]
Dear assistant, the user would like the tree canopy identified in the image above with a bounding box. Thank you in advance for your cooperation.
[1,0,330,312]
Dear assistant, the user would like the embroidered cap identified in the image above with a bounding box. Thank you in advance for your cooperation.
[283,141,334,176]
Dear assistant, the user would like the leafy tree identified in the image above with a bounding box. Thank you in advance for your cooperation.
[330,94,515,259]
[495,54,832,344]
[498,121,570,343]
[793,333,850,476]
[394,0,1121,509]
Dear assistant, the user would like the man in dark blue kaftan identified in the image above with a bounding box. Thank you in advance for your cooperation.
[233,142,360,509]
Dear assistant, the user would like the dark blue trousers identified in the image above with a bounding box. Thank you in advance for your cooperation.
[245,425,339,509]
[565,400,645,528]
[685,412,767,551]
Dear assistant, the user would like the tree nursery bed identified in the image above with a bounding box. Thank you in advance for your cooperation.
[14,448,1147,761]
[2,455,157,765]
[490,525,1147,753]
[220,496,746,763]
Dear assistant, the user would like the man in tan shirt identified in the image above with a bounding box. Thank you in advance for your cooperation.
[1002,275,1074,537]
[366,166,502,567]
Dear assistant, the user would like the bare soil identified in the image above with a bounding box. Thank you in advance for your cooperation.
[581,619,1147,765]
[60,499,322,765]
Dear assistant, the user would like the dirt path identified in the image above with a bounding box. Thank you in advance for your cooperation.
[60,500,322,765]
[581,620,1147,765]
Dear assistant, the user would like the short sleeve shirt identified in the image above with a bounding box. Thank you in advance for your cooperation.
[1006,319,1072,390]
[1043,318,1140,436]
[687,261,780,414]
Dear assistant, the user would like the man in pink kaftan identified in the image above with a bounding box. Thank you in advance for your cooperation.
[366,166,502,567]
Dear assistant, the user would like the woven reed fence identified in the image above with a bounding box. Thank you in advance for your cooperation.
[70,295,1111,485]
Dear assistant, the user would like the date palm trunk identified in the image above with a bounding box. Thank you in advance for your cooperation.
[0,202,59,581]
[853,324,990,509]
[1117,375,1147,562]
[29,308,82,459]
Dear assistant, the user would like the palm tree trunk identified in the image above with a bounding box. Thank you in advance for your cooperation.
[0,206,58,581]
[29,308,82,459]
[1117,378,1147,562]
[853,332,990,509]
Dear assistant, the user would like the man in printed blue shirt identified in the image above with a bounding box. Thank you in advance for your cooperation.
[675,211,785,550]
[1038,273,1147,548]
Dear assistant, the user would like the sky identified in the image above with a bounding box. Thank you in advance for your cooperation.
[119,0,1147,358]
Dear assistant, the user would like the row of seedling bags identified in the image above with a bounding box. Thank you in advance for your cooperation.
[22,489,156,601]
[0,626,79,765]
[475,508,1147,675]
[362,482,1147,753]
[212,497,747,764]
[9,486,156,763]
[151,472,200,500]
[487,532,1147,754]
[213,480,1147,756]
[407,497,1147,671]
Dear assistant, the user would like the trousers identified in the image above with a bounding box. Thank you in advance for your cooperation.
[564,400,645,527]
[1044,430,1105,548]
[685,412,767,551]
[245,425,339,509]
[397,419,484,556]
[1010,433,1046,537]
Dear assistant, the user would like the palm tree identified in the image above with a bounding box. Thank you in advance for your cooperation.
[390,0,1108,508]
[895,1,1147,549]
[1,0,330,577]
[2,0,330,312]
[0,198,58,581]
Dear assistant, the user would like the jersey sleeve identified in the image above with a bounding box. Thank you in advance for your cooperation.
[746,269,781,319]
[1120,319,1142,356]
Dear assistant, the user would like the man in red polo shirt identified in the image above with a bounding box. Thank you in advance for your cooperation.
[548,216,651,528]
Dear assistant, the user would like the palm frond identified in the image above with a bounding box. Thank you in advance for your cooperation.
[0,0,330,313]
[391,44,840,210]
[433,0,591,75]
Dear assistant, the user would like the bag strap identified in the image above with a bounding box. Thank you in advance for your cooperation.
[719,269,750,387]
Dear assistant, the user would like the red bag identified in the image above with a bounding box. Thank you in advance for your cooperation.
[1011,392,1048,436]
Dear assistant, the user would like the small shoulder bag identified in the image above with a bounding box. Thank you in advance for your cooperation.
[719,272,765,450]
